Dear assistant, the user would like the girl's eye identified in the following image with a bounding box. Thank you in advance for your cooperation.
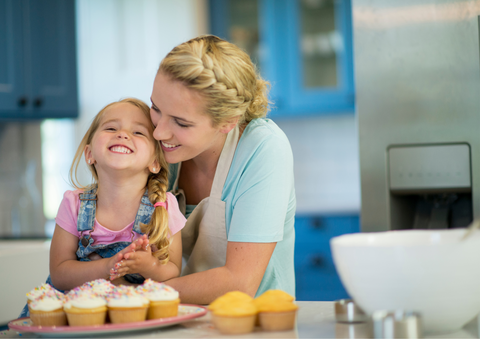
[134,131,145,136]
[106,127,116,131]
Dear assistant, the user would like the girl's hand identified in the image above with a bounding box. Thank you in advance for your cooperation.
[109,242,157,280]
[109,234,151,280]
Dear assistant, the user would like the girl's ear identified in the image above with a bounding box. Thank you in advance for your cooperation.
[219,116,240,134]
[148,160,160,174]
[84,145,95,166]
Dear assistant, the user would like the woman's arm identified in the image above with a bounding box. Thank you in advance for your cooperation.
[49,224,121,290]
[112,231,183,282]
[164,241,276,304]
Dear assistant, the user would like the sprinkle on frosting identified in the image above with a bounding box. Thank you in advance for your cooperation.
[26,283,63,301]
[135,279,179,301]
[106,285,149,308]
[29,292,65,311]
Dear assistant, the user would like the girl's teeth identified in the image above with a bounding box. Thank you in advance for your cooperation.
[110,146,132,153]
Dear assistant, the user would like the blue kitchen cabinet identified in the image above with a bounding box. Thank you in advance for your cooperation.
[0,0,78,120]
[294,214,360,301]
[209,0,355,118]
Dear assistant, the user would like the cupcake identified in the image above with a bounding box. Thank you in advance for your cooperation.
[209,291,257,335]
[81,279,115,296]
[64,290,107,326]
[29,290,67,327]
[136,279,180,319]
[106,285,149,324]
[254,290,298,331]
[26,283,62,305]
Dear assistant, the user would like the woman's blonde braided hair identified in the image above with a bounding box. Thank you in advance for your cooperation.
[159,35,270,127]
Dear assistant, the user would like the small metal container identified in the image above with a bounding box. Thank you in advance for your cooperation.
[335,299,369,323]
[372,310,423,339]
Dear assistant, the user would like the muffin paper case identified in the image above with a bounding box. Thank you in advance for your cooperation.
[135,279,181,320]
[107,286,149,324]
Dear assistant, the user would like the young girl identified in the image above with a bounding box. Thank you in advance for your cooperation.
[19,98,185,318]
[46,97,186,293]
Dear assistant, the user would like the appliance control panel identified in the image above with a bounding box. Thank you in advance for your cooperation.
[388,144,471,192]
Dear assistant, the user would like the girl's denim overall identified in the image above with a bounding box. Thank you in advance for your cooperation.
[19,185,154,318]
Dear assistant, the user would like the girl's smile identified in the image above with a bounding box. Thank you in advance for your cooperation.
[85,102,157,176]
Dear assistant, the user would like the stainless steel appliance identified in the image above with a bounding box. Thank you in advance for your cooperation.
[354,0,480,231]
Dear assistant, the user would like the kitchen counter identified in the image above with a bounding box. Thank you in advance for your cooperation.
[2,301,480,338]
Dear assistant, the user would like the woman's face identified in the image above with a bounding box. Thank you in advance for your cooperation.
[150,72,226,164]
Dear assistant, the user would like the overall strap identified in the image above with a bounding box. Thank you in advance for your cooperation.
[77,184,98,232]
[132,189,154,234]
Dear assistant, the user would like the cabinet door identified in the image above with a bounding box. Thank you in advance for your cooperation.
[27,0,78,119]
[0,0,26,113]
[0,0,78,120]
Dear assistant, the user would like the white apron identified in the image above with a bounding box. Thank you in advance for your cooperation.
[171,126,239,276]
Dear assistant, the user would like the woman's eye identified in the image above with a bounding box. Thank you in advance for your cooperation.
[175,119,190,128]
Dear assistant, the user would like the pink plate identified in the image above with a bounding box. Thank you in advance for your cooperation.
[8,304,207,337]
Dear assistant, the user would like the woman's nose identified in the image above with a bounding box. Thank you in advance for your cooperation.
[153,119,171,141]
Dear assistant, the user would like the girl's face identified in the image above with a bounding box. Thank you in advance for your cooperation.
[150,72,229,164]
[85,103,158,176]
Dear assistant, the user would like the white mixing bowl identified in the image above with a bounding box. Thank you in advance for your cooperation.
[331,229,480,333]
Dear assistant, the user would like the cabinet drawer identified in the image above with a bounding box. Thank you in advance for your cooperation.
[295,215,360,244]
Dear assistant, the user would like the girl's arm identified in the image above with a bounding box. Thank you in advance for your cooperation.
[164,241,276,304]
[112,231,183,282]
[49,224,124,290]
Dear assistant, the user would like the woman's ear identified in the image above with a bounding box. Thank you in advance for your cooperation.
[219,116,240,134]
[148,160,160,174]
[84,145,95,166]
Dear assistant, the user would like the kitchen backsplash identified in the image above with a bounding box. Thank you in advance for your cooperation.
[0,123,46,237]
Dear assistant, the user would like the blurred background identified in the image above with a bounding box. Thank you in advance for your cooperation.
[0,0,359,309]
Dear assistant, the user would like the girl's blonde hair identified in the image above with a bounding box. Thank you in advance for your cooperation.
[69,98,171,264]
[159,35,270,127]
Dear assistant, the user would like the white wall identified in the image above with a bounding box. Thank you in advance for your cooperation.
[74,0,203,186]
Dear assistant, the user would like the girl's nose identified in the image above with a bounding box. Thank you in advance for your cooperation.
[117,130,130,139]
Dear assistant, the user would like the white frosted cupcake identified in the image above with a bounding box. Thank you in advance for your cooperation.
[136,279,180,319]
[106,285,149,324]
[29,291,67,327]
[26,283,63,305]
[64,290,107,326]
[81,279,115,296]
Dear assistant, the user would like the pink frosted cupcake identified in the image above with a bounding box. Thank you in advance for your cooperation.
[136,279,180,319]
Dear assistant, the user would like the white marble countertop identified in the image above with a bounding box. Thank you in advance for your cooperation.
[2,301,479,338]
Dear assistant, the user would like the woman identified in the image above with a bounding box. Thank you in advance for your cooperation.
[149,35,295,304]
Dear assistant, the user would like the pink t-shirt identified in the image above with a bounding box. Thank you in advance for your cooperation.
[55,190,186,245]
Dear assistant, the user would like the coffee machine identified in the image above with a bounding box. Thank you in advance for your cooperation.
[353,0,480,232]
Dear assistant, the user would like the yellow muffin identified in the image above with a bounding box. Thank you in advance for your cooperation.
[254,290,298,331]
[209,292,257,334]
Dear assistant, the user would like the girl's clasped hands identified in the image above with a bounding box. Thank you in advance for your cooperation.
[109,234,159,281]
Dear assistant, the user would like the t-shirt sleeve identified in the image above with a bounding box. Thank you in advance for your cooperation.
[55,190,82,237]
[167,192,187,235]
[227,130,295,243]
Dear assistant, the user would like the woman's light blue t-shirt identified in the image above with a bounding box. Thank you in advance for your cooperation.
[168,118,296,297]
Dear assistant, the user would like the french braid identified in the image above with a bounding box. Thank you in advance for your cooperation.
[159,35,270,127]
[141,143,171,264]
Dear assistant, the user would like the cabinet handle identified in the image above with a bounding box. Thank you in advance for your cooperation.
[310,255,324,267]
[17,96,28,107]
[311,217,323,230]
[34,97,43,108]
